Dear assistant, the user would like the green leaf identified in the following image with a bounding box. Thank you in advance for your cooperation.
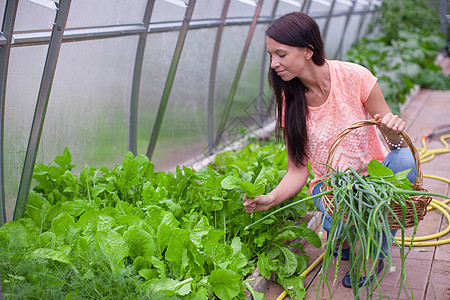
[203,228,225,254]
[208,269,242,300]
[33,247,72,264]
[61,199,88,217]
[146,278,193,296]
[161,211,180,228]
[51,212,79,246]
[124,228,156,260]
[221,167,269,199]
[95,230,128,273]
[278,275,306,300]
[253,232,272,247]
[256,253,276,278]
[298,227,321,248]
[39,231,56,248]
[144,205,165,231]
[138,268,157,280]
[96,213,116,232]
[276,229,297,241]
[367,159,412,190]
[114,201,135,217]
[221,175,241,191]
[133,256,151,271]
[189,216,211,248]
[278,247,297,277]
[0,219,40,249]
[25,190,53,230]
[156,223,173,254]
[151,257,166,278]
[245,281,265,300]
[91,183,107,197]
[54,147,76,170]
[367,160,394,177]
[252,166,271,195]
[159,199,183,218]
[164,228,189,267]
[208,243,234,269]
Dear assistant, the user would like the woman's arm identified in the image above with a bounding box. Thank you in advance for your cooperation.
[363,82,407,149]
[243,147,309,213]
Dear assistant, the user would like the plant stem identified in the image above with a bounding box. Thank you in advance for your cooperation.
[244,190,333,230]
[393,189,449,199]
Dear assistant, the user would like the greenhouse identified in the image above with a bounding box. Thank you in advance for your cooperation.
[0,0,449,299]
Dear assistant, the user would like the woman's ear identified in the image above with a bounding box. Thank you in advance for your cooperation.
[305,47,314,60]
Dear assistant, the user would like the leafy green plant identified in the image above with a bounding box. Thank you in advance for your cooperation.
[221,166,275,199]
[211,140,316,212]
[344,0,449,114]
[0,147,319,299]
[372,0,443,42]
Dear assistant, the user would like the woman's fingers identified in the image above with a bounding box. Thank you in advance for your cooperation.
[378,113,405,136]
[243,194,274,213]
[243,195,255,213]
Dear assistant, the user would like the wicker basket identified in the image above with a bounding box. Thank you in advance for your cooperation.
[321,119,432,229]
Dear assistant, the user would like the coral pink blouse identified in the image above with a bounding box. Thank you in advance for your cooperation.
[282,60,389,194]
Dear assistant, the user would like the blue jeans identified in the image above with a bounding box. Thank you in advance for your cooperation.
[312,148,417,259]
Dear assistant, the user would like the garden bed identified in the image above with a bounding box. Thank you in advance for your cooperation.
[0,143,318,300]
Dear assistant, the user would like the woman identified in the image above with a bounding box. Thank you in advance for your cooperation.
[242,12,416,288]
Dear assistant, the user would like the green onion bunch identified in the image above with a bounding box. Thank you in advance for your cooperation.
[318,160,447,299]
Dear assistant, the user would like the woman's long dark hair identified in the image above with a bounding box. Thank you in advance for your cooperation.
[266,12,326,167]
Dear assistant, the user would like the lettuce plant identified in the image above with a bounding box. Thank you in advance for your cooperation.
[0,146,318,299]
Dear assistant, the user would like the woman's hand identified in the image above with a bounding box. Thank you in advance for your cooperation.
[242,147,309,214]
[374,113,405,140]
[243,194,276,213]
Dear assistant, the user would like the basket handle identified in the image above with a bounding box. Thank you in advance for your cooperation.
[324,119,423,190]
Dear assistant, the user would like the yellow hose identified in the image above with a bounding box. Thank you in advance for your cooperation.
[394,134,450,247]
[417,134,449,163]
[424,173,450,185]
[395,199,450,246]
[275,134,450,299]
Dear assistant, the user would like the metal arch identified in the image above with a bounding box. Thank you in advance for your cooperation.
[129,0,155,155]
[301,0,313,13]
[321,0,337,42]
[355,0,374,41]
[334,0,357,59]
[257,0,280,129]
[0,0,19,225]
[146,0,197,160]
[214,0,264,148]
[207,0,231,155]
[365,0,382,36]
[14,0,72,220]
[0,10,381,47]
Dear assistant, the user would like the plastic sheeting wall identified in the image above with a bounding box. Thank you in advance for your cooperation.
[0,0,381,222]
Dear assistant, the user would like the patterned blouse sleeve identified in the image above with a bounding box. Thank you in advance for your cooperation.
[358,65,378,104]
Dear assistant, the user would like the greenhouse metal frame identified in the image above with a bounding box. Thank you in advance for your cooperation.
[0,0,388,226]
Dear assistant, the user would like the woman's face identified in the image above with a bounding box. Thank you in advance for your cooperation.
[266,37,309,81]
